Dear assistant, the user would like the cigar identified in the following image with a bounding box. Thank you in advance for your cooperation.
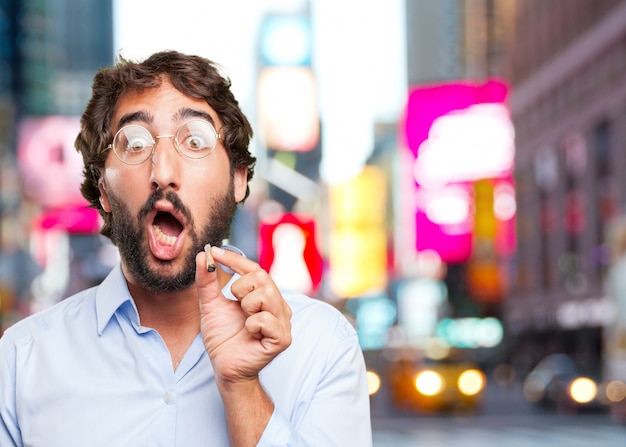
[204,244,216,272]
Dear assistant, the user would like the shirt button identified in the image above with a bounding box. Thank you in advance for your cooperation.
[164,392,175,404]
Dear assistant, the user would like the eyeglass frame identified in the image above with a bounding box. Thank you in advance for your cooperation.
[106,119,222,165]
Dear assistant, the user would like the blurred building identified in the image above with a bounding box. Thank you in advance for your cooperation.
[401,0,514,353]
[404,0,626,375]
[406,0,512,85]
[1,0,113,211]
[500,0,626,373]
[0,0,114,323]
[11,0,114,116]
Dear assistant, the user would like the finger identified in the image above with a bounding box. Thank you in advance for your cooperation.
[238,284,293,320]
[210,246,292,318]
[230,268,267,301]
[210,245,262,276]
[195,251,220,294]
[245,311,292,351]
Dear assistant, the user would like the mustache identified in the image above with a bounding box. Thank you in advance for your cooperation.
[138,190,193,225]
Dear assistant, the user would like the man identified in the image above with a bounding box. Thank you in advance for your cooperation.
[0,51,372,446]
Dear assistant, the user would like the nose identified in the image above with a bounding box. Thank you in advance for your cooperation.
[149,136,181,191]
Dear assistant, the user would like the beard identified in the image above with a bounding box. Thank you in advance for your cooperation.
[106,183,238,292]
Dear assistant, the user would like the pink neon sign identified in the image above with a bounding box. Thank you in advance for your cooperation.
[402,80,515,263]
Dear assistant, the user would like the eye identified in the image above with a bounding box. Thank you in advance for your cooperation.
[177,120,217,154]
[184,133,208,151]
[116,126,153,154]
[126,136,151,153]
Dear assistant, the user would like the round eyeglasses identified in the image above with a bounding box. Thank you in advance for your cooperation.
[107,119,221,165]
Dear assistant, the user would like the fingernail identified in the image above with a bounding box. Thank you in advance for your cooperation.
[212,246,225,255]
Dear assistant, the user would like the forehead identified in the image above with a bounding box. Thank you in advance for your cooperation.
[111,80,220,131]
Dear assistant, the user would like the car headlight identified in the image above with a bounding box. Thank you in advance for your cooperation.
[458,369,486,396]
[415,370,445,396]
[569,377,597,404]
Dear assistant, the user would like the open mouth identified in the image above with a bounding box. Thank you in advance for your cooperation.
[152,211,184,246]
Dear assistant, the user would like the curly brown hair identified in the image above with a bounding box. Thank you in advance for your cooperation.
[74,50,256,239]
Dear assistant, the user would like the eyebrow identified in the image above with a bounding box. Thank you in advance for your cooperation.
[173,107,216,126]
[116,111,153,129]
[115,107,216,131]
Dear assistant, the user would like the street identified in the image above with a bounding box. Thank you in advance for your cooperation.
[373,415,624,446]
[371,382,626,446]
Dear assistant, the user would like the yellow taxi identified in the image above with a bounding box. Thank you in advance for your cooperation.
[387,350,487,414]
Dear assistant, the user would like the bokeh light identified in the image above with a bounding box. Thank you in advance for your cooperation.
[415,370,444,396]
[569,377,597,404]
[367,370,382,396]
[458,369,486,396]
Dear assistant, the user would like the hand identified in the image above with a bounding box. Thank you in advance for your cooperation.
[195,246,292,385]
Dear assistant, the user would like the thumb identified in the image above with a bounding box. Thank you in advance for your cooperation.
[195,248,221,299]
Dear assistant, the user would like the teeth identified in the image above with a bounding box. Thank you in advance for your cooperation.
[154,225,177,246]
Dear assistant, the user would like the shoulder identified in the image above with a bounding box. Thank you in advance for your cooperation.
[260,292,365,400]
[282,292,357,342]
[2,287,98,345]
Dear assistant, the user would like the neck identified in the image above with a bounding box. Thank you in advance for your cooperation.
[122,264,233,331]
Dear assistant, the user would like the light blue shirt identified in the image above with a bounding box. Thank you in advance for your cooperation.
[0,264,372,446]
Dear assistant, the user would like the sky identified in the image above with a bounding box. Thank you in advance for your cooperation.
[113,0,407,184]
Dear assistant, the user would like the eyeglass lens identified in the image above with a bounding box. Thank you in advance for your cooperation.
[113,119,218,164]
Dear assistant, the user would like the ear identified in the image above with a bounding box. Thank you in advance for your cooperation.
[98,178,112,212]
[233,167,248,203]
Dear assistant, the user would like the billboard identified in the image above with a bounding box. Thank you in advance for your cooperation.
[17,116,86,208]
[402,80,515,264]
[259,212,323,296]
[329,166,387,298]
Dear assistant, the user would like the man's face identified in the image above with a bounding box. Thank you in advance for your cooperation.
[98,80,248,291]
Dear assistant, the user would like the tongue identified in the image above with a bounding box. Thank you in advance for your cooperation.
[154,212,182,237]
[150,213,184,259]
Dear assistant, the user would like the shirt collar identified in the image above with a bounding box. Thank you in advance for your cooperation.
[96,264,135,335]
[95,262,242,335]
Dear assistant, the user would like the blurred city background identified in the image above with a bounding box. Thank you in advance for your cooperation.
[2,0,626,444]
